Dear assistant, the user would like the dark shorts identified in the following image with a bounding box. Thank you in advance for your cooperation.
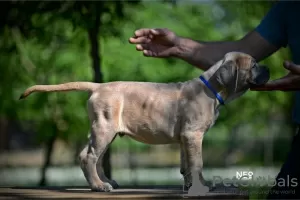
[267,125,300,199]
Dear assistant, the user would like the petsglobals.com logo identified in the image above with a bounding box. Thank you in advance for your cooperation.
[212,173,298,188]
[236,171,254,180]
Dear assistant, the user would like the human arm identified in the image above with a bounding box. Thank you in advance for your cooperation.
[129,28,278,71]
[173,30,279,70]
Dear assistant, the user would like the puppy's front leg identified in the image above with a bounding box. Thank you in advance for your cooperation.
[180,146,191,189]
[181,131,209,195]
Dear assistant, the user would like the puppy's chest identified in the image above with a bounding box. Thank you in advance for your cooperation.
[179,104,219,133]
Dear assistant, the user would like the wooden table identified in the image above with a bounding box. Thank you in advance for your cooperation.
[0,185,249,199]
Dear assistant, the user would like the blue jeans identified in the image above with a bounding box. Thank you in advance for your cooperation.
[267,125,300,199]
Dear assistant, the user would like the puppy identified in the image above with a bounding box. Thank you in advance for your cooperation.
[19,52,270,192]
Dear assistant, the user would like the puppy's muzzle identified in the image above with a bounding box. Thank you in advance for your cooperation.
[250,64,270,85]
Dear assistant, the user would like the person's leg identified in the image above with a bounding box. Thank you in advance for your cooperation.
[267,125,300,199]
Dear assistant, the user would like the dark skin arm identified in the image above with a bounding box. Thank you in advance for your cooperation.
[174,30,278,70]
[129,28,300,91]
[129,28,278,70]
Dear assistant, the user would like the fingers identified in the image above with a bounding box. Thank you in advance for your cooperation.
[129,36,151,44]
[252,61,300,91]
[135,43,160,57]
[250,87,298,91]
[284,61,300,74]
[253,61,300,91]
[143,50,154,57]
[128,28,152,44]
[251,86,299,91]
[129,28,168,44]
[137,45,174,58]
[134,28,152,37]
[250,74,299,91]
[134,43,155,57]
[129,28,155,44]
[136,43,148,51]
[250,81,287,91]
[150,28,169,36]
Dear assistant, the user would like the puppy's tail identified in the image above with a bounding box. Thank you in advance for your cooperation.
[19,82,99,100]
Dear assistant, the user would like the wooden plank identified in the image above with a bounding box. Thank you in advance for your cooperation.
[0,186,249,200]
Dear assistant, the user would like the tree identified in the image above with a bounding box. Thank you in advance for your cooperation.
[0,0,140,185]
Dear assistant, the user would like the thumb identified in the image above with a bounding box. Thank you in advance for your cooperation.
[284,61,300,74]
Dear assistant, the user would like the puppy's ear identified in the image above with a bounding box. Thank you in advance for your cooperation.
[250,65,270,85]
[215,60,235,86]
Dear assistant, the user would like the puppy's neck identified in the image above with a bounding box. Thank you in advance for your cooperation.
[201,63,229,103]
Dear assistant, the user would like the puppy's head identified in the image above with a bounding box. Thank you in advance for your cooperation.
[211,52,270,102]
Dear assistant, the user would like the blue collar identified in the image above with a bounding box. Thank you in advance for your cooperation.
[199,75,225,105]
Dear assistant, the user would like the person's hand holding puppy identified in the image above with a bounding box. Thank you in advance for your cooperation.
[251,61,300,91]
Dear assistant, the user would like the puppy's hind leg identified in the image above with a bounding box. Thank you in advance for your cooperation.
[96,136,119,189]
[79,119,116,192]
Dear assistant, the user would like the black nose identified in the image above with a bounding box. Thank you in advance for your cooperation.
[254,65,270,85]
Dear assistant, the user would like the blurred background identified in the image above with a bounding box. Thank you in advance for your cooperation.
[0,0,296,189]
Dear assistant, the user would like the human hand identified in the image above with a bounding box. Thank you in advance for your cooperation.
[128,28,179,58]
[250,61,300,91]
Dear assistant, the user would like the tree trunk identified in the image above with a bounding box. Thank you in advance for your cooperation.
[0,117,9,152]
[87,9,111,179]
[88,29,102,83]
[39,127,57,186]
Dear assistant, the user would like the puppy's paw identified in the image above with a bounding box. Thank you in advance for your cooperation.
[187,185,209,196]
[91,182,113,192]
[183,177,192,190]
[201,185,209,193]
[103,182,114,192]
[183,182,192,191]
